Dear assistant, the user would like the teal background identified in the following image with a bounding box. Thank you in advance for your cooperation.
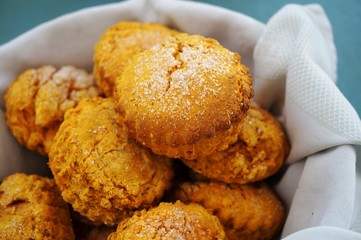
[0,0,360,115]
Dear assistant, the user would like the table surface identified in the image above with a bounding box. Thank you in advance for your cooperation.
[1,0,360,116]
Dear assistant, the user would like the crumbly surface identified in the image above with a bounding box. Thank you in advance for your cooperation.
[4,65,100,155]
[108,201,226,240]
[173,181,285,240]
[114,34,254,160]
[49,97,174,225]
[93,21,178,97]
[0,173,74,240]
[182,104,289,183]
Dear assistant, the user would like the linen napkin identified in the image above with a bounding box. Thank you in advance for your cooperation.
[0,0,360,238]
[252,4,361,238]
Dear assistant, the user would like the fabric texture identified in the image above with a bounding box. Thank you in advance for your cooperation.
[0,0,360,238]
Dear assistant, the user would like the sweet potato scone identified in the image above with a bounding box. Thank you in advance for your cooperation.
[48,97,174,226]
[173,181,285,240]
[0,173,74,240]
[4,65,100,155]
[108,201,226,240]
[182,104,289,184]
[93,21,179,97]
[114,34,254,160]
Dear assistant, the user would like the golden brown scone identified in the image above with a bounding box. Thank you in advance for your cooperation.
[0,173,74,240]
[182,104,289,184]
[173,181,285,240]
[114,34,254,160]
[93,21,179,97]
[49,97,174,226]
[4,65,100,155]
[108,201,226,240]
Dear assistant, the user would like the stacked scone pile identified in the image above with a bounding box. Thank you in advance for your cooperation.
[1,22,289,240]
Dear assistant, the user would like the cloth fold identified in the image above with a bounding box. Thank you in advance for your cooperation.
[254,4,361,238]
[0,0,360,238]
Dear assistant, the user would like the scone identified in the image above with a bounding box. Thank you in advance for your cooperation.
[114,34,254,160]
[173,181,285,240]
[108,201,226,240]
[93,21,179,97]
[4,65,100,155]
[0,173,74,240]
[182,104,289,184]
[48,97,174,225]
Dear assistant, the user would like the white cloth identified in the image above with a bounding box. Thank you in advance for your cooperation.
[253,4,361,238]
[0,0,360,239]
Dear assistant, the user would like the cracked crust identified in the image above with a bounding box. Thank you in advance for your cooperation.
[172,181,285,240]
[4,65,100,155]
[93,22,179,97]
[114,34,254,160]
[0,173,74,240]
[108,201,226,240]
[48,97,174,225]
[182,104,289,184]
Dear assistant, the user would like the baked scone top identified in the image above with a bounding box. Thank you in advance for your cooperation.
[182,104,289,184]
[93,21,178,97]
[173,181,285,240]
[0,173,74,240]
[4,65,100,155]
[49,97,174,225]
[108,201,226,240]
[114,34,253,159]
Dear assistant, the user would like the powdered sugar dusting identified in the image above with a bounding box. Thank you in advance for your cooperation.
[129,35,236,120]
[36,65,57,85]
[53,66,96,88]
[35,66,99,127]
[115,201,224,239]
